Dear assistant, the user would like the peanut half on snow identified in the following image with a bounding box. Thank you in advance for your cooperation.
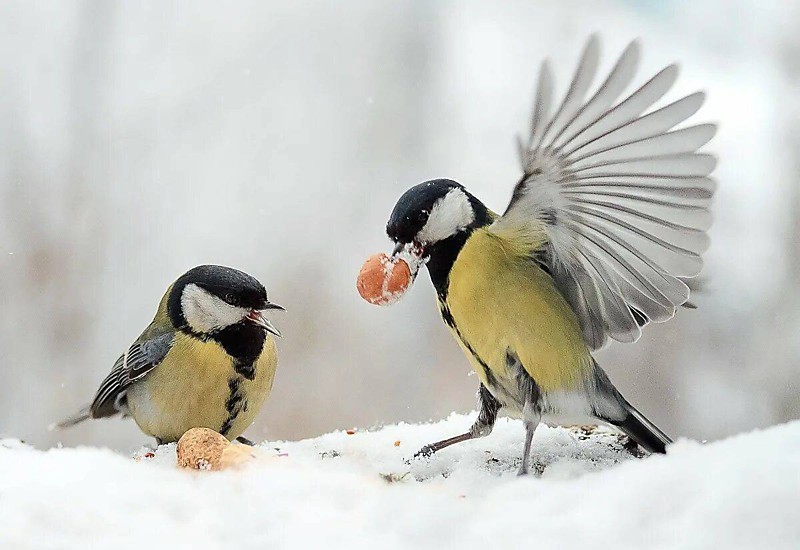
[176,427,257,471]
[357,253,412,306]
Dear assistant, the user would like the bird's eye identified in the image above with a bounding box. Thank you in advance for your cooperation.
[417,211,428,223]
[225,293,236,304]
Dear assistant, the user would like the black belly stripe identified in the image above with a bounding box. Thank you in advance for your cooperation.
[439,302,498,388]
[233,360,256,380]
[219,376,248,436]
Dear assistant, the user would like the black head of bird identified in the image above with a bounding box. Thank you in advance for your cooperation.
[167,264,284,337]
[386,179,494,294]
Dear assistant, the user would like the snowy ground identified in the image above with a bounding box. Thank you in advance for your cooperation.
[1,415,798,550]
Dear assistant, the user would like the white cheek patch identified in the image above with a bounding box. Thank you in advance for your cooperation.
[417,188,475,244]
[181,283,247,333]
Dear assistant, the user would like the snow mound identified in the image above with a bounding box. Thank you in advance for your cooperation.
[1,414,799,549]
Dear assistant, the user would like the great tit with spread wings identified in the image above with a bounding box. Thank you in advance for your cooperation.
[384,37,715,474]
[56,265,284,445]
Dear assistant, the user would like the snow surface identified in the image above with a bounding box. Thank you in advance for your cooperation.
[1,414,799,550]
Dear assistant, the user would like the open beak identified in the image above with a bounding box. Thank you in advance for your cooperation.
[245,307,283,337]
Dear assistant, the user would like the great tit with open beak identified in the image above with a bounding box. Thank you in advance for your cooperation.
[56,265,284,445]
[383,37,716,474]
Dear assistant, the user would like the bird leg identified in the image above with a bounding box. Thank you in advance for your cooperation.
[413,432,475,458]
[517,398,541,476]
[413,384,501,459]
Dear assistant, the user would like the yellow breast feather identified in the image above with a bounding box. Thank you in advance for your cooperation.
[128,332,277,442]
[445,227,592,393]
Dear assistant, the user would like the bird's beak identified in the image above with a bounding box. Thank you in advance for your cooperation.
[245,308,282,337]
[392,241,426,259]
[391,241,427,275]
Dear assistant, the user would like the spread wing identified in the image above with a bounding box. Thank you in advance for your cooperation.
[90,331,175,418]
[491,36,716,350]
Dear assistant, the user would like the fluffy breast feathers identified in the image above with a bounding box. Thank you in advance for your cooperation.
[127,332,277,442]
[444,228,593,393]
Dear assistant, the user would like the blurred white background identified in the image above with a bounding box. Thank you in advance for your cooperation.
[1,0,797,451]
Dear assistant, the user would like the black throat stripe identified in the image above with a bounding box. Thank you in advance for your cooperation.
[211,322,266,380]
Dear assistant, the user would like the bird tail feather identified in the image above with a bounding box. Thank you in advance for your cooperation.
[49,407,91,431]
[592,361,672,454]
[611,401,673,454]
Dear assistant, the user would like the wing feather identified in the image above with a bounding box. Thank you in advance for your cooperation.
[560,64,679,158]
[90,331,174,418]
[571,124,716,166]
[562,175,716,198]
[528,60,554,150]
[552,39,641,150]
[540,35,600,147]
[565,92,707,158]
[494,37,716,349]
